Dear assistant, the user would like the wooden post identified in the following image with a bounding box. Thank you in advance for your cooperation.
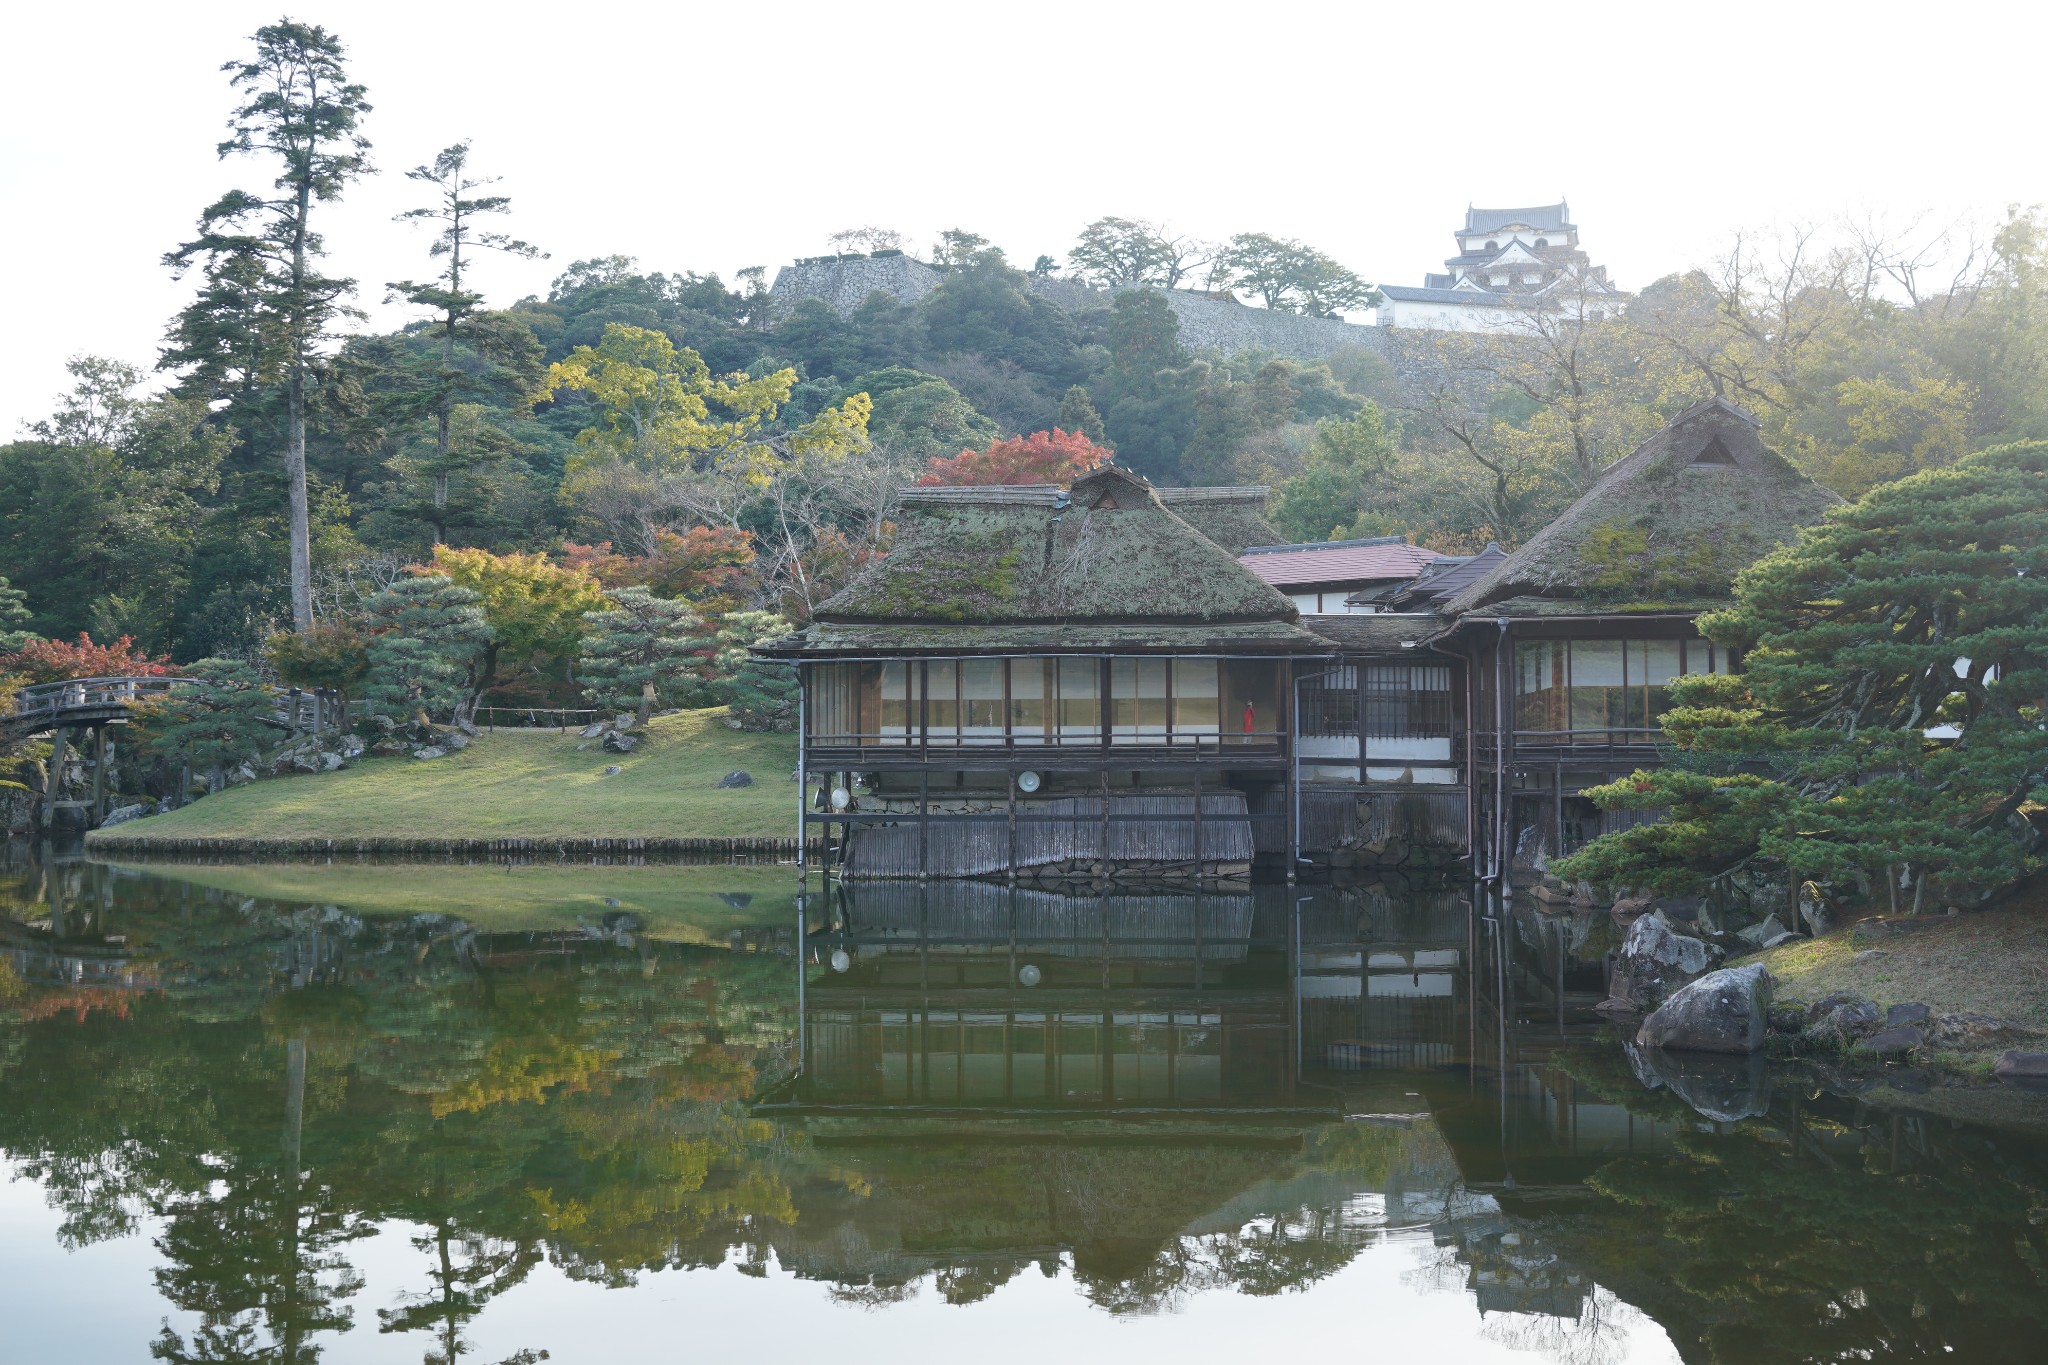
[92,727,106,824]
[1193,766,1204,876]
[45,727,69,830]
[1006,768,1018,885]
[917,769,930,880]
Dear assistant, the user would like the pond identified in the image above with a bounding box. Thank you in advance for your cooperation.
[3,849,2047,1364]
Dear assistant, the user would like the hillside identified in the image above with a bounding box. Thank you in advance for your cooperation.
[85,708,798,850]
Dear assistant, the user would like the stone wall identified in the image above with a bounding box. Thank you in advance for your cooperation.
[766,255,1507,414]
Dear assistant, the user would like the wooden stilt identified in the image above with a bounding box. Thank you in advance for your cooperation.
[45,727,69,831]
[92,726,106,824]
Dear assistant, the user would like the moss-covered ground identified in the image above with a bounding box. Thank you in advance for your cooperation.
[85,708,798,845]
[104,859,802,944]
[1743,883,2048,1063]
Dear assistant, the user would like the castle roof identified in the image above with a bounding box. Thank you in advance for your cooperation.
[770,467,1316,653]
[1238,537,1442,589]
[1439,398,1841,618]
[1464,203,1573,234]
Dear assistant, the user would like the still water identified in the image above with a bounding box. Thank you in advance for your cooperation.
[3,851,2047,1364]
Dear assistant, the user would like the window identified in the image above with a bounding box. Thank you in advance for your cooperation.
[1111,658,1169,744]
[1364,663,1452,737]
[961,659,1004,744]
[1301,665,1358,737]
[1514,636,1731,740]
[878,661,920,745]
[926,659,959,745]
[1056,658,1099,742]
[1010,658,1048,745]
[1172,658,1220,745]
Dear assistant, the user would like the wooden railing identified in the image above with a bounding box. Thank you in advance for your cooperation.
[6,676,344,732]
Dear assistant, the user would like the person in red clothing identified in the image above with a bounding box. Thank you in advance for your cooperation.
[1242,701,1256,735]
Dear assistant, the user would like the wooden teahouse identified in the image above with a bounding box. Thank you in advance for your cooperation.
[758,466,1322,883]
[1431,397,1840,878]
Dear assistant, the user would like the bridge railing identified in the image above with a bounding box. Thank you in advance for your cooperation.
[7,676,343,731]
[10,676,201,720]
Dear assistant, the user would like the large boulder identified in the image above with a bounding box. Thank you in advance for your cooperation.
[1636,963,1772,1054]
[714,770,754,789]
[1928,1012,2036,1051]
[602,731,639,754]
[1605,914,1713,1013]
[99,803,154,829]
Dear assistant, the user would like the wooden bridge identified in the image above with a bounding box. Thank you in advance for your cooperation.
[4,675,343,830]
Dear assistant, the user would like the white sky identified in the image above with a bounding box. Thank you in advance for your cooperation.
[3,0,2043,434]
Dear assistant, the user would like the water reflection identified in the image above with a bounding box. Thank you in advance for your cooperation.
[0,846,2045,1362]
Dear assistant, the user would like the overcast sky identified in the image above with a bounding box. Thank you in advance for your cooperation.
[4,0,2043,433]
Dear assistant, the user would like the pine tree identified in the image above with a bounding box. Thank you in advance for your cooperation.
[686,609,797,731]
[578,587,699,725]
[132,660,278,789]
[163,20,373,633]
[360,575,490,730]
[1056,386,1109,446]
[1560,441,2048,908]
[0,576,35,651]
[389,141,544,543]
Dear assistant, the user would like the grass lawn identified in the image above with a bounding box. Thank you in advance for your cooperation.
[1746,884,2048,1044]
[106,859,804,943]
[86,707,799,845]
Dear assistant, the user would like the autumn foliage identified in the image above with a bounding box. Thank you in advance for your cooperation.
[561,526,758,613]
[918,427,1113,487]
[0,633,172,684]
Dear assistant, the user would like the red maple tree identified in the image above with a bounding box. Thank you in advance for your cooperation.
[560,526,758,613]
[0,633,173,684]
[917,428,1112,487]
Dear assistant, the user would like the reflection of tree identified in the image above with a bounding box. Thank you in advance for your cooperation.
[378,1224,540,1365]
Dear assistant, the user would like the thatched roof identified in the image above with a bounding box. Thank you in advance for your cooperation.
[1441,399,1841,617]
[1304,613,1446,653]
[1153,486,1283,554]
[780,467,1318,653]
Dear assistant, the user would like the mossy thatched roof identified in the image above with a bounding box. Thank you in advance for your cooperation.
[1153,485,1283,554]
[817,467,1304,630]
[1441,398,1841,618]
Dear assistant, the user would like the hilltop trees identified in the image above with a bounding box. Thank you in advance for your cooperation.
[163,19,373,632]
[1212,234,1377,317]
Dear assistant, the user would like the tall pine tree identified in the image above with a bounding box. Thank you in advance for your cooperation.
[163,20,372,633]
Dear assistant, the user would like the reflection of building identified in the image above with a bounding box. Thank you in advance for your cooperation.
[1376,202,1624,333]
[787,881,1300,1111]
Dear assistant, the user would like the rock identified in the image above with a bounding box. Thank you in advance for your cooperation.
[1852,916,1937,945]
[714,770,754,789]
[602,764,624,776]
[371,739,410,757]
[1626,1042,1773,1121]
[1737,914,1793,949]
[411,746,447,761]
[227,763,258,787]
[99,802,153,828]
[614,713,636,731]
[722,714,744,730]
[319,752,345,772]
[601,731,639,754]
[1929,1012,2037,1050]
[1853,949,1889,964]
[1610,893,1655,926]
[1636,964,1773,1055]
[1853,1025,1924,1058]
[1886,1002,1932,1028]
[579,722,609,739]
[1605,914,1713,1013]
[1767,1002,1807,1034]
[1799,889,1836,937]
[442,733,470,751]
[454,717,480,737]
[339,735,366,759]
[1994,1051,2048,1080]
[1804,994,1884,1050]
